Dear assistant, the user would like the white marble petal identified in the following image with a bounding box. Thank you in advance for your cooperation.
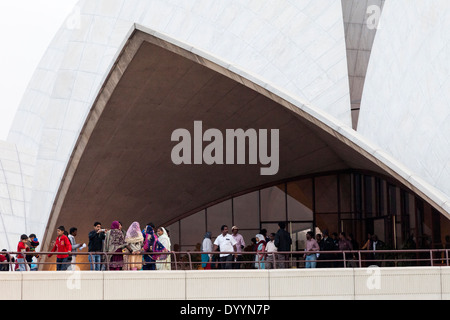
[358,0,450,200]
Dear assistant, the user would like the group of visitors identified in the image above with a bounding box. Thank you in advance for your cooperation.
[1,233,40,271]
[85,221,172,271]
[2,219,388,271]
[306,230,387,268]
[200,224,387,269]
[1,220,173,271]
[200,222,292,270]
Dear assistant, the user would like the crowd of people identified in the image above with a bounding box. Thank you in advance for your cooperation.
[0,233,40,271]
[0,221,172,271]
[201,225,388,269]
[73,221,172,271]
[200,222,293,270]
[1,219,389,271]
[306,230,387,268]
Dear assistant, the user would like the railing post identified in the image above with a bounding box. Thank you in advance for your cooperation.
[358,251,362,268]
[273,253,277,269]
[104,252,109,271]
[430,250,433,267]
[188,252,192,270]
[343,251,346,268]
[173,252,178,270]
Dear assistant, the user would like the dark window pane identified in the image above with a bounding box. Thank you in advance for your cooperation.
[166,221,180,251]
[388,184,398,216]
[233,191,259,229]
[315,213,339,238]
[354,173,362,216]
[364,176,375,217]
[207,200,232,237]
[376,178,387,217]
[339,174,352,213]
[180,210,205,248]
[287,179,313,221]
[260,184,286,222]
[408,193,416,231]
[315,175,338,213]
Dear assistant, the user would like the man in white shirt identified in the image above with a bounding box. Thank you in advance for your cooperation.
[265,233,278,269]
[68,227,86,271]
[213,225,237,269]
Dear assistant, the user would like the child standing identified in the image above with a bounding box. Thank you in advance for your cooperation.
[48,226,72,271]
[17,234,29,271]
[26,234,40,271]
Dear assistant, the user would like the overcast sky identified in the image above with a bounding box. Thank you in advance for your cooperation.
[0,0,78,140]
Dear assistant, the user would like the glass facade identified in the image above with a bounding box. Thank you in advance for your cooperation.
[166,170,450,253]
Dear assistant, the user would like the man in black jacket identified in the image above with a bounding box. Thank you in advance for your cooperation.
[371,234,386,266]
[88,222,106,271]
[317,229,336,268]
[274,222,292,268]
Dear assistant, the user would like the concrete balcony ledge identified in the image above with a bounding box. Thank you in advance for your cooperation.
[1,267,450,300]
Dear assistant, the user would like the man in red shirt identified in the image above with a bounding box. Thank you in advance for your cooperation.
[17,234,29,271]
[48,226,72,271]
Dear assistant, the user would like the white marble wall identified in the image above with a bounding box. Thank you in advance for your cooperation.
[358,1,450,202]
[0,141,35,250]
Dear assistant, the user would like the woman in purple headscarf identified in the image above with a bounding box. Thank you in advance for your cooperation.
[125,221,144,271]
[104,221,128,270]
[139,225,168,267]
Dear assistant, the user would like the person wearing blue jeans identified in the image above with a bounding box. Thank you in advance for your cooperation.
[56,257,70,271]
[88,222,106,271]
[17,258,27,271]
[304,231,320,268]
[305,254,317,268]
[88,254,102,271]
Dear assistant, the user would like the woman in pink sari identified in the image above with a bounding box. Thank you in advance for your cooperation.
[125,221,144,270]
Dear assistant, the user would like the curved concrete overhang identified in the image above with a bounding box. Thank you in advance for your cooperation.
[41,26,450,254]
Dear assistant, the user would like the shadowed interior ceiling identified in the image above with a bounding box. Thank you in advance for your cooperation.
[44,30,397,250]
